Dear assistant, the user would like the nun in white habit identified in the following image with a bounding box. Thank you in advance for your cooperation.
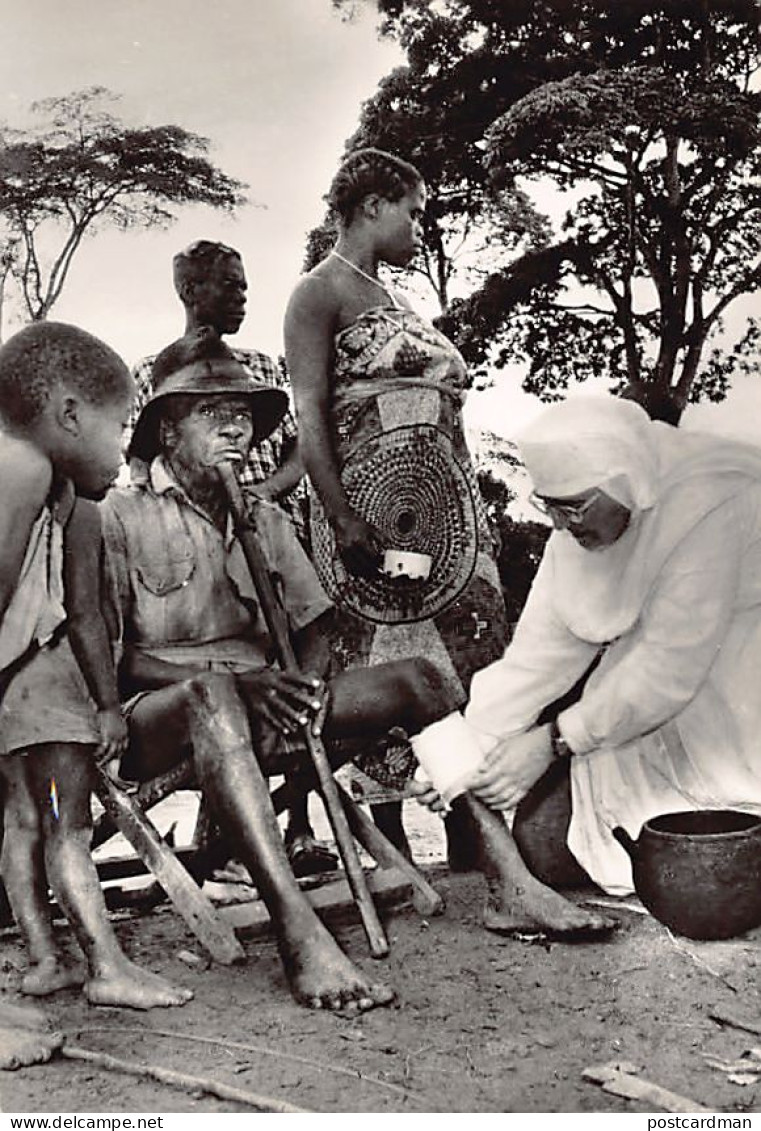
[435,395,761,895]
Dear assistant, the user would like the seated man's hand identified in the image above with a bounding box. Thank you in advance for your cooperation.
[307,677,331,737]
[236,669,326,735]
[470,724,553,812]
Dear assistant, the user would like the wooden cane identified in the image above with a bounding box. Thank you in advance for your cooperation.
[218,461,389,959]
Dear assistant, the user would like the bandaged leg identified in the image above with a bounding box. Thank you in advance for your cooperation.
[411,714,615,938]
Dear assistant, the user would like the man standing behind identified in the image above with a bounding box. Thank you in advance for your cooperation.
[131,240,330,873]
[132,240,306,537]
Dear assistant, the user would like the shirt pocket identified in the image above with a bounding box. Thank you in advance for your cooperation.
[135,546,195,596]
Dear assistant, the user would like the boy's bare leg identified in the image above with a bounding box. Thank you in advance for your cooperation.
[30,744,192,1009]
[127,675,393,1011]
[0,756,82,995]
[461,794,616,937]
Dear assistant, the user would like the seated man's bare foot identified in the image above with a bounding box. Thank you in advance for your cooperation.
[85,959,193,1010]
[0,996,55,1031]
[483,876,617,940]
[21,956,84,997]
[283,923,395,1012]
[0,1026,64,1070]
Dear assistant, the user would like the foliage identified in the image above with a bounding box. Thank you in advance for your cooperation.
[303,58,551,312]
[0,87,246,323]
[476,468,549,625]
[496,513,550,628]
[332,1,760,417]
[476,466,515,528]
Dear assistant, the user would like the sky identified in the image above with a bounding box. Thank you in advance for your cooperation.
[1,0,759,445]
[0,1,402,360]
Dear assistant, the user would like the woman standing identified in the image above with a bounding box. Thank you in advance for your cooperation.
[284,149,507,859]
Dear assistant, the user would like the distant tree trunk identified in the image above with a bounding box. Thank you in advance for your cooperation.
[0,251,15,344]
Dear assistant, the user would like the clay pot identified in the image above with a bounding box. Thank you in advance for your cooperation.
[613,810,761,940]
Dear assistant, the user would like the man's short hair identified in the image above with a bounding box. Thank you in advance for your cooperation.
[172,240,242,300]
[0,322,131,428]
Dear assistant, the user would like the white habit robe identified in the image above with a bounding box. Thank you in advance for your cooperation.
[464,400,761,893]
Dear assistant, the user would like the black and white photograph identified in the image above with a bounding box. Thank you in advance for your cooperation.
[0,0,760,1117]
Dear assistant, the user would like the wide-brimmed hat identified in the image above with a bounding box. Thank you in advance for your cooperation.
[129,345,288,462]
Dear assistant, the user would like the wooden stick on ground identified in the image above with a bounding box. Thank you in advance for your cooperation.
[75,1025,426,1104]
[583,1060,713,1113]
[62,1046,310,1113]
[710,1008,761,1037]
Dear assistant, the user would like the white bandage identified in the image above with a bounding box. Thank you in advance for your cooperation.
[410,711,485,805]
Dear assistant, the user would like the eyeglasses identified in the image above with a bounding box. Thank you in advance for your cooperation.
[529,490,600,523]
[193,402,252,428]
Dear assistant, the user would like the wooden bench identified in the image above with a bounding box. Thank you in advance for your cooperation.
[90,754,444,965]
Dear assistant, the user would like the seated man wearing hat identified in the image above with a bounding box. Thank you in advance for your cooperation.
[101,329,452,1011]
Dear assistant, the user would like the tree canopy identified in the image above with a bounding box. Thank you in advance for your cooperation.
[0,87,246,325]
[330,0,760,418]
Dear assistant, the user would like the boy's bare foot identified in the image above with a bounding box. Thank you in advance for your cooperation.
[21,957,84,997]
[0,995,63,1068]
[283,923,395,1012]
[0,996,55,1031]
[0,1026,64,1070]
[85,959,193,1010]
[483,876,617,940]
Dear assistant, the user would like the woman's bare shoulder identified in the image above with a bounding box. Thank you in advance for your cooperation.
[287,261,344,318]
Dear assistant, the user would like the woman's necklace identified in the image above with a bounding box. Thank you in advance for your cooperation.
[330,250,395,301]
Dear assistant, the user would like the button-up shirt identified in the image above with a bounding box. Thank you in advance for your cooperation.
[131,348,307,537]
[101,457,330,670]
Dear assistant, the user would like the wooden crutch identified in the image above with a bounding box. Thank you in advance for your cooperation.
[218,461,389,958]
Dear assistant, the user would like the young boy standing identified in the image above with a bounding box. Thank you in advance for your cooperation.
[0,322,192,1010]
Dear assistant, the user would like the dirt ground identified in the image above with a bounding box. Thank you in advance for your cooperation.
[3,800,761,1115]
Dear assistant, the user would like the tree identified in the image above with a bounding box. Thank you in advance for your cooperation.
[477,469,549,625]
[303,63,551,313]
[0,236,17,342]
[0,87,246,324]
[333,1,760,417]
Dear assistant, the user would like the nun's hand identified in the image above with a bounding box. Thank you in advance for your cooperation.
[470,724,554,811]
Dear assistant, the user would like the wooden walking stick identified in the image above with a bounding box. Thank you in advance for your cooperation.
[218,461,389,959]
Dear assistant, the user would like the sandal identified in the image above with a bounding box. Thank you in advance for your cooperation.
[286,833,339,878]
